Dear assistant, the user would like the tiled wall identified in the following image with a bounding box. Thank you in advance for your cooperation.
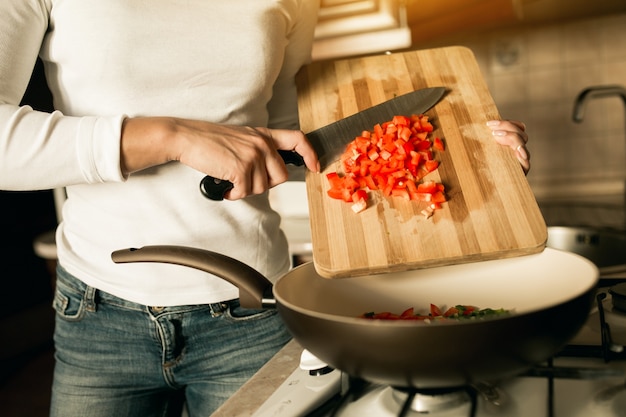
[418,13,626,229]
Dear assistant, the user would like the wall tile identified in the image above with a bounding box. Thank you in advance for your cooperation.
[603,59,626,85]
[491,70,528,105]
[489,32,528,74]
[527,25,562,68]
[602,96,626,133]
[601,14,626,61]
[423,12,626,221]
[562,19,603,66]
[528,66,564,102]
[602,131,626,175]
[564,63,605,100]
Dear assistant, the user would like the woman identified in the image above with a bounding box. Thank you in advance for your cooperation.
[0,1,528,416]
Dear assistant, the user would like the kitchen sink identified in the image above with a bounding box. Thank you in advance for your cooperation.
[547,226,626,274]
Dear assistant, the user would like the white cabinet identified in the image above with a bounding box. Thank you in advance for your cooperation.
[312,0,411,61]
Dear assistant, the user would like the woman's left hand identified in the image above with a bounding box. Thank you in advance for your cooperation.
[486,120,530,174]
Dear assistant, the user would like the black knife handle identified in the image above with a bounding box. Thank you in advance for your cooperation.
[200,150,305,201]
[276,149,305,166]
[200,176,234,201]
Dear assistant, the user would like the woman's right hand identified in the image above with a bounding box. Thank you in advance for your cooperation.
[120,117,320,200]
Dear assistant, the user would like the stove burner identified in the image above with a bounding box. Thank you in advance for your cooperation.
[304,285,626,417]
[391,386,475,415]
[595,381,626,404]
[320,379,483,417]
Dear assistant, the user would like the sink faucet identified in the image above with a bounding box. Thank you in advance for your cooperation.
[573,85,626,228]
[573,85,626,122]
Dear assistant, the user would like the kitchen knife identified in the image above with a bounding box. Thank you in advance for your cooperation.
[200,86,447,200]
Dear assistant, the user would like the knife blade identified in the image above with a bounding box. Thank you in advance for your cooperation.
[200,86,447,200]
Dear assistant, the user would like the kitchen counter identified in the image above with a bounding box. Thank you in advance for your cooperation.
[211,339,303,417]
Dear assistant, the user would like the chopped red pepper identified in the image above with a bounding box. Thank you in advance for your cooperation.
[430,303,443,316]
[325,114,446,216]
[350,189,368,213]
[360,304,510,321]
[433,137,445,151]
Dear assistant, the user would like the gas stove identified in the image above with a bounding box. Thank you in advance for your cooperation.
[252,283,626,417]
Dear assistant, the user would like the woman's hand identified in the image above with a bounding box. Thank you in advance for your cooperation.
[120,117,320,200]
[486,120,530,174]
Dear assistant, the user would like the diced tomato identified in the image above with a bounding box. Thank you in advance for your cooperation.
[353,140,367,155]
[350,189,368,213]
[400,307,415,318]
[326,188,344,200]
[431,190,447,204]
[433,137,445,151]
[325,113,447,215]
[418,115,434,132]
[415,140,431,152]
[443,307,459,317]
[363,175,377,190]
[398,126,412,141]
[392,115,411,127]
[382,138,396,153]
[430,303,443,316]
[424,160,439,173]
[326,172,342,187]
[416,181,437,194]
[462,305,477,316]
[367,148,379,161]
[391,188,410,200]
[382,182,393,197]
[360,303,510,321]
[412,192,432,202]
[351,189,367,202]
[351,199,367,213]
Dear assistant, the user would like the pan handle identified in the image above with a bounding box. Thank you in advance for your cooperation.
[111,245,275,309]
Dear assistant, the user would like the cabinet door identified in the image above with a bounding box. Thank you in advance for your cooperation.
[311,0,523,59]
[313,0,411,60]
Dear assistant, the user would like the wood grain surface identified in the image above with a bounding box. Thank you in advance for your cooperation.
[296,46,546,278]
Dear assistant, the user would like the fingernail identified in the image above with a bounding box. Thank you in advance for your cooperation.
[518,156,529,170]
[518,148,528,160]
[492,130,506,136]
[486,120,500,127]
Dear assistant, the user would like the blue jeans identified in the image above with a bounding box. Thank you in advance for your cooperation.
[50,266,291,417]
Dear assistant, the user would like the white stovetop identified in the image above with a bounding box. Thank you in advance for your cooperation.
[251,300,626,417]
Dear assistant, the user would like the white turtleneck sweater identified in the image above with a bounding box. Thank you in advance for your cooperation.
[0,0,319,305]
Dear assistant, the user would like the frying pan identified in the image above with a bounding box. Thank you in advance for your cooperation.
[111,246,598,388]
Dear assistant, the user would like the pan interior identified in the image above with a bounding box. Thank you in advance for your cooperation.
[275,248,598,323]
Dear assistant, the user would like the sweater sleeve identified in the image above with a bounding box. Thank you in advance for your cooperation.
[0,0,126,191]
[266,0,320,130]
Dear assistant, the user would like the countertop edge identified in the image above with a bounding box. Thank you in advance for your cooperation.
[211,339,302,417]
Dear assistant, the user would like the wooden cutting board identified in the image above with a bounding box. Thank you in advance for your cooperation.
[296,46,547,278]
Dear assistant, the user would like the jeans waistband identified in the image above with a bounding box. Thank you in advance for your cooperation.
[55,264,236,317]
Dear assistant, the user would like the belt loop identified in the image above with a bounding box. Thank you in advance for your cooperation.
[83,285,97,312]
[209,301,229,317]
